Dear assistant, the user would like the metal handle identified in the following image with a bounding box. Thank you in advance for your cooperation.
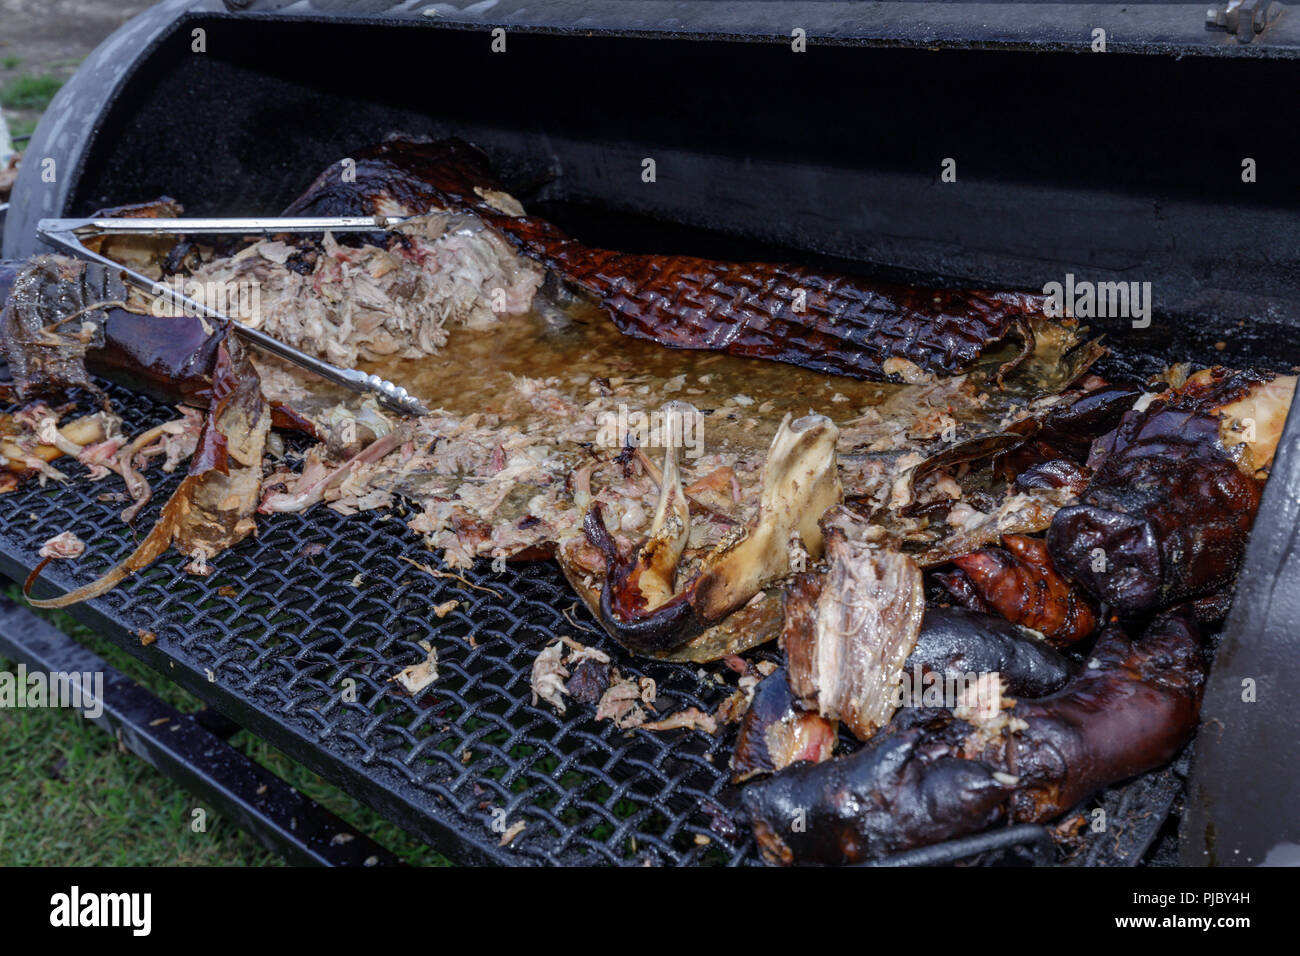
[36,216,431,417]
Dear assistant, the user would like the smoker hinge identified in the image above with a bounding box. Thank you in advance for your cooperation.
[1205,0,1285,41]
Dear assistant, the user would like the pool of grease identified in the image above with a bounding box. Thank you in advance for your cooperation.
[354,299,1015,458]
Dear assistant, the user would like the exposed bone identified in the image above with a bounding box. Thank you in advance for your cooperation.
[691,413,842,620]
[637,444,691,610]
[587,412,842,656]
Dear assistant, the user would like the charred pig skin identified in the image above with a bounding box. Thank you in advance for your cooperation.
[781,511,1072,744]
[1046,369,1286,613]
[906,607,1074,699]
[988,610,1204,824]
[730,667,838,783]
[742,609,1204,865]
[286,139,1054,383]
[743,721,1012,866]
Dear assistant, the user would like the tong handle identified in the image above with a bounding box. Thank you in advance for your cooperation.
[36,218,431,418]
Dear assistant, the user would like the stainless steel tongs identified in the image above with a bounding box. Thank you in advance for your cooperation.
[36,215,431,417]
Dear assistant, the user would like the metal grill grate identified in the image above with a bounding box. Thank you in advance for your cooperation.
[0,381,1186,866]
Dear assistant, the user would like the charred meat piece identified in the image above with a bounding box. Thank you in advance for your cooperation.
[1048,369,1293,613]
[731,667,837,783]
[736,605,1073,784]
[981,609,1204,824]
[904,607,1074,701]
[742,609,1205,865]
[783,512,925,742]
[587,413,841,655]
[785,514,1075,744]
[288,139,1056,382]
[944,534,1097,646]
[998,383,1142,478]
[565,656,614,706]
[903,381,1138,509]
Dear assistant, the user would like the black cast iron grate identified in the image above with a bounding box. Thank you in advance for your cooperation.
[0,380,1185,866]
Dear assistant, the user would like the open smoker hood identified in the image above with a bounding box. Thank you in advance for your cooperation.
[3,0,1298,865]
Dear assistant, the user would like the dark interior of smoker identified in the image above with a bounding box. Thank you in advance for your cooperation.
[11,15,1300,866]
[69,19,1300,377]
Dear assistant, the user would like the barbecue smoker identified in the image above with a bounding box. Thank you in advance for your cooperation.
[2,0,1299,867]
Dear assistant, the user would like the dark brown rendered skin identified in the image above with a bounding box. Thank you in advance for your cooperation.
[905,382,1140,504]
[742,609,1204,865]
[731,667,838,783]
[285,140,1049,381]
[995,383,1142,488]
[944,534,1098,646]
[1048,370,1266,613]
[904,606,1075,698]
[1,261,316,440]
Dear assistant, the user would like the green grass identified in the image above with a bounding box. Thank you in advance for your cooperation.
[0,73,63,111]
[6,116,37,140]
[0,584,453,866]
[1,57,21,71]
[5,115,36,140]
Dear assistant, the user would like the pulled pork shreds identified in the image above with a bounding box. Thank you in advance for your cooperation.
[640,707,719,735]
[39,531,85,560]
[596,675,657,729]
[251,360,1037,579]
[187,214,544,369]
[530,642,570,714]
[4,196,1098,634]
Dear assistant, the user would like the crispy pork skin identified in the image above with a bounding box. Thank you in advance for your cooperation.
[743,609,1205,865]
[1048,369,1292,613]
